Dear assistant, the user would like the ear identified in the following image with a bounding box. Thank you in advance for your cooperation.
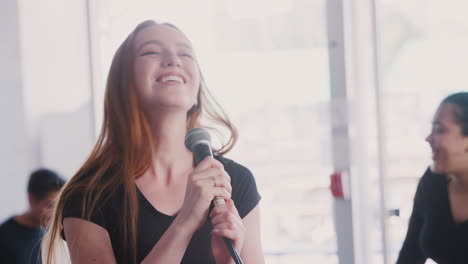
[28,194,37,207]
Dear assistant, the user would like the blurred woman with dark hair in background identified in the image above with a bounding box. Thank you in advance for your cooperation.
[397,92,468,264]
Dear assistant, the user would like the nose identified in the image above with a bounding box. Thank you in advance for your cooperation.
[162,52,181,68]
[425,133,432,143]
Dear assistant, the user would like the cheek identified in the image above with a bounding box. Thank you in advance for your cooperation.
[187,68,200,99]
[134,62,153,86]
[187,63,199,83]
[193,77,200,94]
[191,68,201,90]
[192,81,200,104]
[30,203,41,213]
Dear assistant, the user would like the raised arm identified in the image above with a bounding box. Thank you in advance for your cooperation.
[142,157,232,263]
[64,216,197,264]
[64,157,232,264]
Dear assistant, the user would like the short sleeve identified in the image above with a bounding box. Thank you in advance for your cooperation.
[221,158,261,219]
[61,191,110,240]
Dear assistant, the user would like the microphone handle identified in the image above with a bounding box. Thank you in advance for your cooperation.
[223,237,243,264]
[192,142,213,165]
[192,143,243,264]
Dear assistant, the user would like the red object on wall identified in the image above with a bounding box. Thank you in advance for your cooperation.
[330,171,350,199]
[330,172,343,198]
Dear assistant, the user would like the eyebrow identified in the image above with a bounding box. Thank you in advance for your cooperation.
[137,40,192,52]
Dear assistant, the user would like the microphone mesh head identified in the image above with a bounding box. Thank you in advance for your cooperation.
[185,128,212,152]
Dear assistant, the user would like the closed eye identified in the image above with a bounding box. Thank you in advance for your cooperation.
[141,51,160,56]
[180,53,193,59]
[432,125,445,134]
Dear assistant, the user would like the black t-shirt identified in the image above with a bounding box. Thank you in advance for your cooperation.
[62,156,261,263]
[397,168,468,264]
[0,216,44,264]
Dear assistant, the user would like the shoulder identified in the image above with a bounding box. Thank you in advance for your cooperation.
[414,167,447,205]
[418,167,446,192]
[0,217,15,231]
[215,155,261,218]
[214,155,254,180]
[62,186,122,217]
[0,217,13,234]
[0,217,23,246]
[61,181,123,234]
[62,166,123,212]
[0,217,12,226]
[214,155,258,191]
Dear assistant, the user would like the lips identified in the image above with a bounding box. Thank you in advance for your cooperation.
[156,73,186,84]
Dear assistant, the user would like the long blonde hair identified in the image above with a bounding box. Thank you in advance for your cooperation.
[42,20,237,264]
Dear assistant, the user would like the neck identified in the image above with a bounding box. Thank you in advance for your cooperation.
[451,171,468,193]
[15,211,41,229]
[146,112,194,183]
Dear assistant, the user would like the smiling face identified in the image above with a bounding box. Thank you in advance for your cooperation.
[132,24,200,115]
[426,103,468,174]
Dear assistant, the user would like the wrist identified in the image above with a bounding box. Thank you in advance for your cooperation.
[173,214,198,235]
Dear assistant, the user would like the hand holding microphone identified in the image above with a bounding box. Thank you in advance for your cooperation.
[177,156,231,231]
[185,128,244,264]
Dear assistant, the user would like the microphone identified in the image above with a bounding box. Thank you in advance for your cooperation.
[185,128,243,264]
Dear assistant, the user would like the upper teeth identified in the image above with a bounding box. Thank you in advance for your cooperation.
[160,75,183,83]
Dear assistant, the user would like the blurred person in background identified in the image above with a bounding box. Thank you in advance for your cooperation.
[42,20,264,264]
[397,92,468,264]
[0,168,65,264]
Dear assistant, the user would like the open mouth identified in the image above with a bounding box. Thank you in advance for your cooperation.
[157,74,185,84]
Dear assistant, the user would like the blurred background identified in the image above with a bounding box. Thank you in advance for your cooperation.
[1,0,467,263]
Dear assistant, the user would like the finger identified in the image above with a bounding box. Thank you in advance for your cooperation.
[212,216,244,233]
[212,187,231,201]
[209,158,225,170]
[209,199,237,218]
[211,212,245,237]
[211,211,242,226]
[194,168,230,182]
[211,215,242,229]
[212,216,242,230]
[213,176,232,194]
[211,222,236,231]
[194,156,225,171]
[210,203,228,219]
[211,228,242,241]
[224,198,236,209]
[193,170,231,190]
[193,156,216,171]
[212,198,237,211]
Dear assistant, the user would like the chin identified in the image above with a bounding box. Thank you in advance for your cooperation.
[430,163,445,174]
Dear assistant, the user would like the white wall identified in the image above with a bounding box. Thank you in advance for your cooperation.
[0,0,29,219]
[0,0,94,220]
